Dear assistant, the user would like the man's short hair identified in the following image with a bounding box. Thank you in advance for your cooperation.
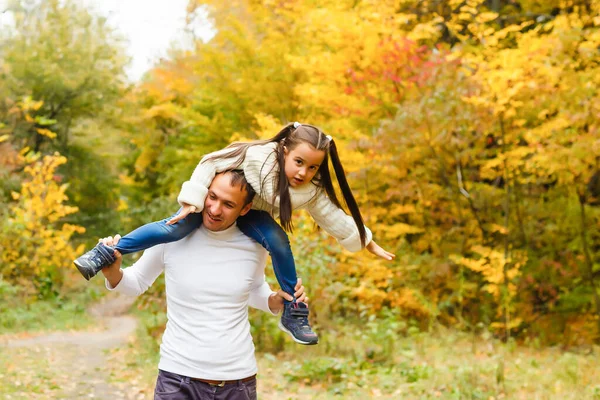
[218,169,256,206]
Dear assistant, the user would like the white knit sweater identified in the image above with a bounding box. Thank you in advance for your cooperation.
[106,223,275,380]
[177,142,372,252]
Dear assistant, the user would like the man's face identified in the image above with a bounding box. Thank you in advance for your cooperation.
[202,172,252,231]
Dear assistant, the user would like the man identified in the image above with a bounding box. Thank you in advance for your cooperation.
[100,170,307,400]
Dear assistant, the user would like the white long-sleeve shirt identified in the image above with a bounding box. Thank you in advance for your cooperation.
[106,223,275,380]
[177,142,372,252]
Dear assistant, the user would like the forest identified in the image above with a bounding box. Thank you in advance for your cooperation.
[1,0,600,398]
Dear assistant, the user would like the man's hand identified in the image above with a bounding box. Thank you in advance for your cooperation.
[100,234,124,288]
[166,203,198,226]
[268,278,307,314]
[366,240,396,261]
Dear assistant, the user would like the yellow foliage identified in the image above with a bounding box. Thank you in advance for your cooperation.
[407,20,443,42]
[253,113,283,140]
[35,128,57,139]
[351,284,388,312]
[389,204,417,217]
[384,222,425,240]
[1,152,85,290]
[451,246,527,300]
[390,287,430,318]
[334,250,397,312]
[143,103,181,122]
[18,96,44,112]
[489,224,508,235]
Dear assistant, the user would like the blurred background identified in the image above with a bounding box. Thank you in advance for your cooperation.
[1,0,600,398]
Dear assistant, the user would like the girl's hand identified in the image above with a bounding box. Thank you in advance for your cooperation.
[366,240,396,261]
[166,203,198,225]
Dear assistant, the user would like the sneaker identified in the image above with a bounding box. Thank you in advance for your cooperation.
[73,243,117,281]
[278,301,318,345]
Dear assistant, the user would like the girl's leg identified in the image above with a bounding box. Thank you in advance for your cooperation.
[74,209,202,280]
[115,209,203,254]
[238,210,318,345]
[237,210,297,300]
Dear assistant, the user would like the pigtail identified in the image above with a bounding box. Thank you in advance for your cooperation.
[202,122,296,230]
[264,123,296,232]
[276,141,293,231]
[318,153,342,210]
[325,140,367,248]
[203,123,296,166]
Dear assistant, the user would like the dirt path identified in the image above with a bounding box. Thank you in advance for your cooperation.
[3,293,140,399]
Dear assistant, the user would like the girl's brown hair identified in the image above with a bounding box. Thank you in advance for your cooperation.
[203,123,367,247]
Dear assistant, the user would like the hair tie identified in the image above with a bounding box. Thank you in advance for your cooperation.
[326,134,333,141]
[293,122,301,129]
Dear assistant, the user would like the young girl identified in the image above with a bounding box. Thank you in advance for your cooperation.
[74,122,395,345]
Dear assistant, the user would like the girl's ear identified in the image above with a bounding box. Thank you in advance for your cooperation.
[283,146,289,156]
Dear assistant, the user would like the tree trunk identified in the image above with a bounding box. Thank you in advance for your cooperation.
[578,193,600,341]
[500,116,511,342]
[513,178,528,247]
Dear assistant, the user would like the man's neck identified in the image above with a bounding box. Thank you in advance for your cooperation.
[202,222,238,239]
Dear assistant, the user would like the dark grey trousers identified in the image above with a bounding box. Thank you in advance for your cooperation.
[154,370,257,400]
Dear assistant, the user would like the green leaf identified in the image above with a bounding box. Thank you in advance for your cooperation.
[34,116,58,126]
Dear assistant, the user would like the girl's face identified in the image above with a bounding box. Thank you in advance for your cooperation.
[283,142,326,187]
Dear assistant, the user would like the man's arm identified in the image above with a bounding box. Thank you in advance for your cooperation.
[99,235,165,296]
[248,277,278,315]
[100,235,124,288]
[249,276,308,315]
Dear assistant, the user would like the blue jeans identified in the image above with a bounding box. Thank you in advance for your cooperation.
[116,209,298,300]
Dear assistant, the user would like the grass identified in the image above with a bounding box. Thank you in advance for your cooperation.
[252,332,600,399]
[2,287,600,399]
[4,332,600,399]
[106,308,600,399]
[0,274,103,336]
[0,346,66,399]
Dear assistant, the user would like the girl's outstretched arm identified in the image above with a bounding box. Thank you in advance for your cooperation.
[366,240,395,261]
[307,190,373,252]
[308,190,395,260]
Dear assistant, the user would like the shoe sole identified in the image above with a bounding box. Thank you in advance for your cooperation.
[278,320,318,345]
[73,260,95,281]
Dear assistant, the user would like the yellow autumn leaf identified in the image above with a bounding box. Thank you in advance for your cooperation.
[390,204,417,217]
[385,223,425,239]
[489,223,508,234]
[32,100,44,110]
[477,12,499,23]
[117,198,129,212]
[457,12,473,21]
[36,128,57,139]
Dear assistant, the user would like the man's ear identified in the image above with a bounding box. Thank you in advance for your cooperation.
[239,202,253,216]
